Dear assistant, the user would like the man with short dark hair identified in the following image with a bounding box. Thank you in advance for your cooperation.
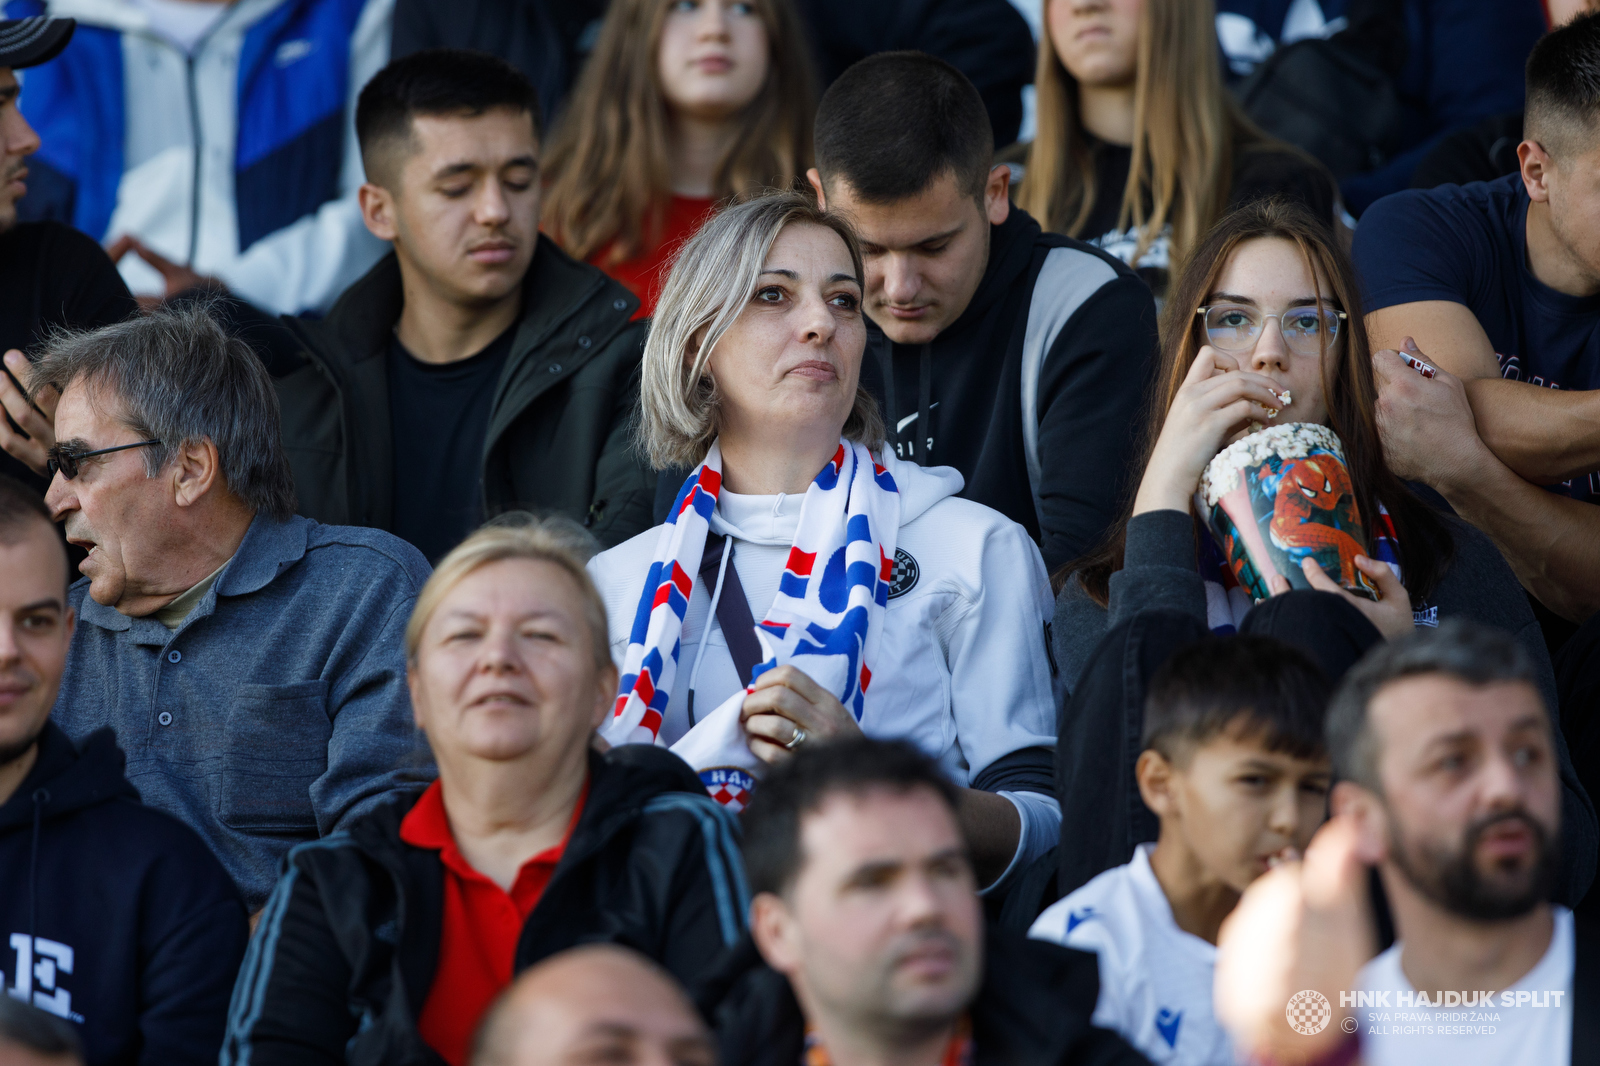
[1355,12,1600,624]
[706,736,1147,1066]
[1214,620,1600,1066]
[472,945,717,1066]
[274,48,655,563]
[806,52,1158,571]
[0,473,247,1066]
[30,305,432,913]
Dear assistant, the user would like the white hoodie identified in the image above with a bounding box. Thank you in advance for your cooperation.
[588,451,1062,882]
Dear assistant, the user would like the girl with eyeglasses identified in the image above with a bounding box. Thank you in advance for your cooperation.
[1052,198,1559,703]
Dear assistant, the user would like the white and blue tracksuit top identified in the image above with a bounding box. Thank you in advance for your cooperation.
[7,0,391,315]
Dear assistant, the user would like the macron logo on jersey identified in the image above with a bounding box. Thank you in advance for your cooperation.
[1066,907,1096,933]
[1155,1007,1182,1048]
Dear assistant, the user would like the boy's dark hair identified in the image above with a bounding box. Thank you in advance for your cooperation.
[814,51,994,204]
[742,736,961,897]
[1327,620,1539,793]
[1143,636,1331,764]
[0,472,52,544]
[0,995,83,1062]
[357,48,542,184]
[1526,11,1600,161]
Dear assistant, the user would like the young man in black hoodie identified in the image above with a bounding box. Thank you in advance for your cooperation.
[273,49,655,563]
[0,474,247,1066]
[807,52,1159,572]
[704,737,1146,1066]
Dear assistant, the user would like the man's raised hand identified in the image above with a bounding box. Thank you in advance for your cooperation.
[0,348,56,477]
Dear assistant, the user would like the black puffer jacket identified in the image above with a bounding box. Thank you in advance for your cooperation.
[219,746,748,1066]
[702,928,1151,1066]
[273,238,656,550]
[0,723,248,1066]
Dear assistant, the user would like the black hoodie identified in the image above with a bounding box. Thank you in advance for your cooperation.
[702,927,1151,1066]
[0,722,248,1066]
[858,207,1159,573]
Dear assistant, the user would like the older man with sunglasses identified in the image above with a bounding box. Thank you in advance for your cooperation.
[25,304,433,917]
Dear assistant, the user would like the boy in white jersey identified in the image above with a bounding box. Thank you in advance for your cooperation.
[1032,635,1333,1065]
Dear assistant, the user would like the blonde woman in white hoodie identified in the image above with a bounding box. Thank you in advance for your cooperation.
[587,191,1059,889]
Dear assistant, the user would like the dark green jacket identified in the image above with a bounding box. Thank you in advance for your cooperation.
[272,237,656,549]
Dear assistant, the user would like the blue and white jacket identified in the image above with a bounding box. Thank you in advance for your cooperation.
[7,0,391,315]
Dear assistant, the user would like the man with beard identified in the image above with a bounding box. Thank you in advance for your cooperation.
[704,736,1149,1066]
[1211,620,1597,1066]
[0,474,246,1065]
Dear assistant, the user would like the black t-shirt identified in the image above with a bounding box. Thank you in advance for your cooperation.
[387,324,516,563]
[1076,136,1337,295]
[1352,172,1600,504]
[0,221,136,493]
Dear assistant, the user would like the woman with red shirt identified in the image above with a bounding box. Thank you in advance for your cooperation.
[541,0,816,319]
[220,521,748,1066]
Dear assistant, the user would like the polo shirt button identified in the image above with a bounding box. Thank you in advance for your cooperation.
[167,650,182,663]
[577,336,592,349]
[548,363,562,374]
[158,712,173,726]
[612,298,627,311]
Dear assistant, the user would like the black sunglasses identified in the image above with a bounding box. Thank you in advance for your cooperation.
[46,439,162,480]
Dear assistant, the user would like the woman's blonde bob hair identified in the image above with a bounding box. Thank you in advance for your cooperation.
[639,190,885,471]
[404,516,613,676]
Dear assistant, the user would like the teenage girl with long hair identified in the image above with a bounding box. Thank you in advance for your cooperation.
[541,0,815,318]
[1047,199,1596,909]
[1052,198,1561,696]
[1013,0,1339,296]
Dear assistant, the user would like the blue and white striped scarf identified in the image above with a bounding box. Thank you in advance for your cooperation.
[603,439,901,801]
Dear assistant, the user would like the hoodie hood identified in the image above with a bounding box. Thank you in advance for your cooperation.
[0,722,136,832]
[707,449,963,546]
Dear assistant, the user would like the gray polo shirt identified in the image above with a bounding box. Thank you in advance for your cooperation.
[52,514,436,910]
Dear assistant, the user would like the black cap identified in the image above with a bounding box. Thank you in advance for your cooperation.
[0,17,74,71]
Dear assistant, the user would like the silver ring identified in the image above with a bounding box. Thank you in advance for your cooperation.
[784,725,808,751]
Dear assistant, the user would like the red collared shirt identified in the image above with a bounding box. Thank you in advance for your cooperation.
[399,779,588,1066]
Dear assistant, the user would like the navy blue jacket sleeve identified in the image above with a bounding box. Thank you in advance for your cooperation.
[124,808,250,1066]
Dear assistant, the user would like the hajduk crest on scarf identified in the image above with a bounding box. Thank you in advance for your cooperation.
[603,438,901,809]
[1197,504,1402,633]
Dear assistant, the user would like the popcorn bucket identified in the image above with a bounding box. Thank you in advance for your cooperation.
[1196,422,1377,603]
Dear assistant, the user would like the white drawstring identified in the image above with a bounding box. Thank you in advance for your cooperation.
[686,537,733,726]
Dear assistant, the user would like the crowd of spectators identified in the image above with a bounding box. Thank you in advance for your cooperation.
[0,1,1596,1065]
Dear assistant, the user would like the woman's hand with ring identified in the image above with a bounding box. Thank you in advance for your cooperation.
[740,664,861,764]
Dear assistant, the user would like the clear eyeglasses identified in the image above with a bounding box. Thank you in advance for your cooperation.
[1196,304,1347,356]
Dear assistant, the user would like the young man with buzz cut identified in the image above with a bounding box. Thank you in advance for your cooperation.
[807,51,1159,572]
[1354,12,1600,626]
[0,474,248,1066]
[275,49,656,563]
